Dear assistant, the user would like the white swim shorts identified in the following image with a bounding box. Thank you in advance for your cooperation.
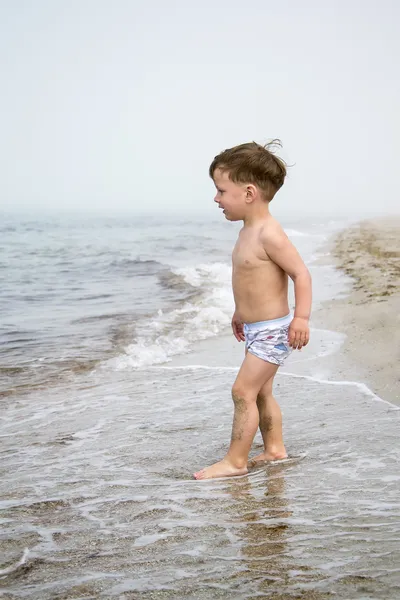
[243,314,293,366]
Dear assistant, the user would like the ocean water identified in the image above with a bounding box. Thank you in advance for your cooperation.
[1,211,399,599]
[0,212,342,396]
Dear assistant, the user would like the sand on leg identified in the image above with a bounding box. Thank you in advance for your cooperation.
[193,352,279,480]
[248,373,287,467]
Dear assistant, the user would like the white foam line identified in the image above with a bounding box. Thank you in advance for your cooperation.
[151,365,400,410]
[154,365,237,371]
[0,548,30,577]
[279,370,400,409]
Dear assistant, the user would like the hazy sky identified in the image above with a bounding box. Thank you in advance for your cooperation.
[1,0,399,216]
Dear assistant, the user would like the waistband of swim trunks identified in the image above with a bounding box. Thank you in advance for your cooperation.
[243,314,292,331]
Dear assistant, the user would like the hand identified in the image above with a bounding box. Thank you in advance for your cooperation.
[288,317,310,350]
[232,312,245,342]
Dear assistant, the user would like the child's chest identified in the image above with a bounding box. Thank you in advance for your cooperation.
[232,235,268,269]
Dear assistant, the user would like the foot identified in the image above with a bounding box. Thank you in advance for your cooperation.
[248,450,288,468]
[193,459,248,480]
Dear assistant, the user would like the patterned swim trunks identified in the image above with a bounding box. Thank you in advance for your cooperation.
[243,314,293,366]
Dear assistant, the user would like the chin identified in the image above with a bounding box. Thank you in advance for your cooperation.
[225,213,241,222]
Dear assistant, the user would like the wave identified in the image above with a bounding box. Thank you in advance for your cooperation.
[104,262,234,369]
[109,258,164,275]
[158,270,197,293]
[284,228,309,237]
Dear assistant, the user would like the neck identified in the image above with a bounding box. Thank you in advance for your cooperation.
[243,203,271,226]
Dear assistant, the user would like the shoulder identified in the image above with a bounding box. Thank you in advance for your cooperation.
[259,217,289,249]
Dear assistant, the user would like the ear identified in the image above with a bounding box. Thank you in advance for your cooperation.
[245,184,257,203]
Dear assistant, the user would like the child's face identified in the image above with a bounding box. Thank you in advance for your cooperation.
[213,169,246,221]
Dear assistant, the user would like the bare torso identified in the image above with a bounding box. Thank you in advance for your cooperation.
[232,220,289,323]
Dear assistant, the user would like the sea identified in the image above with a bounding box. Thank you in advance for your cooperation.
[1,211,399,599]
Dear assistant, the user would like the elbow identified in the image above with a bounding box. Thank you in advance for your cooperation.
[302,269,312,289]
[291,267,312,284]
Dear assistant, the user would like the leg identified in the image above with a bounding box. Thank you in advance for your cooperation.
[193,353,278,480]
[249,374,287,466]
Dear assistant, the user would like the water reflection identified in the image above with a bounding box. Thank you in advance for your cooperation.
[222,463,330,598]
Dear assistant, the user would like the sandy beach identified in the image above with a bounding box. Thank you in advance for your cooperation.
[314,217,400,405]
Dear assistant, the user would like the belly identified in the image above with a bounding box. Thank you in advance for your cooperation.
[232,267,289,323]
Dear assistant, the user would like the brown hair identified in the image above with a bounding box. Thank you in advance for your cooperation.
[209,140,287,201]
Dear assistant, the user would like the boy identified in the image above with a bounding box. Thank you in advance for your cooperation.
[194,141,312,480]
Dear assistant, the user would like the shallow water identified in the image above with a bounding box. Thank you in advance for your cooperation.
[1,363,399,599]
[2,211,399,598]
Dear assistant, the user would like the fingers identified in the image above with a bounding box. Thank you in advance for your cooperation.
[233,328,242,342]
[232,320,245,342]
[288,328,310,350]
[292,331,302,350]
[288,327,297,348]
[231,321,238,341]
[237,322,245,342]
[297,332,306,350]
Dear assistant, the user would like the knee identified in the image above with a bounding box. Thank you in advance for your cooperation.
[231,384,255,404]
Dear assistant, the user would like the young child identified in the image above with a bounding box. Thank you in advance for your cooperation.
[193,141,312,480]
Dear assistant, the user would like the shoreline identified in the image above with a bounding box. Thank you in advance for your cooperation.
[313,218,400,405]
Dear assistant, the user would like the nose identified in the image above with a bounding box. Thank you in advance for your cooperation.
[214,195,219,204]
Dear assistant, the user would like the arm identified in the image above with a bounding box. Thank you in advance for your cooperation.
[262,225,312,349]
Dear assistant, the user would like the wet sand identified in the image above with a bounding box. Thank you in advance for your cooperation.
[314,218,400,405]
[1,365,399,599]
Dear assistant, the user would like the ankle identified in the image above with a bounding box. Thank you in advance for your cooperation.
[225,454,248,470]
[262,446,287,459]
[265,444,286,453]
